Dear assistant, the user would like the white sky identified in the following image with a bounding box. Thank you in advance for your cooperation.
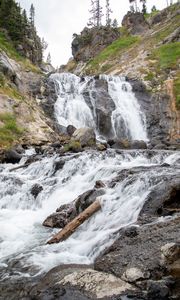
[19,0,169,66]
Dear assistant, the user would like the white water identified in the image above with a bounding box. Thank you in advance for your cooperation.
[0,150,179,277]
[101,75,148,140]
[51,73,147,141]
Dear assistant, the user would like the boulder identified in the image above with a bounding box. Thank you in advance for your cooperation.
[130,140,147,149]
[4,149,22,164]
[72,127,96,147]
[67,125,76,136]
[30,184,43,199]
[122,12,149,35]
[43,189,104,229]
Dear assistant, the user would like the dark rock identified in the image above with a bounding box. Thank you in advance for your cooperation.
[50,141,62,148]
[130,140,147,150]
[75,189,105,213]
[95,180,106,189]
[83,78,115,138]
[53,159,65,173]
[43,188,105,229]
[147,280,170,300]
[122,12,149,35]
[30,184,43,199]
[4,149,22,164]
[95,216,180,280]
[67,125,77,136]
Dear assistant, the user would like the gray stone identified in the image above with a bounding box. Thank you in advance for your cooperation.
[72,127,96,147]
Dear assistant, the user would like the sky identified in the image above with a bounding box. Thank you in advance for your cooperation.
[19,0,169,67]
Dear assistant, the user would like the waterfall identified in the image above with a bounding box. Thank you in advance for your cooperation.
[51,73,148,141]
[0,150,179,277]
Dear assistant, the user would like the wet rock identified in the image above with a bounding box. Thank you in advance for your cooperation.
[94,180,106,189]
[83,78,115,138]
[30,184,43,199]
[43,189,104,229]
[4,149,22,164]
[67,125,77,136]
[72,127,96,147]
[146,279,170,300]
[53,159,65,173]
[130,140,147,150]
[95,217,180,280]
[140,176,180,219]
[75,189,105,213]
[43,203,77,228]
[50,141,62,148]
[97,143,107,151]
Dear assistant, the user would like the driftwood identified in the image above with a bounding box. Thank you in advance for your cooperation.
[9,163,31,172]
[47,199,101,244]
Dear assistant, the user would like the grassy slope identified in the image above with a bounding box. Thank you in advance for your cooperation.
[79,3,180,108]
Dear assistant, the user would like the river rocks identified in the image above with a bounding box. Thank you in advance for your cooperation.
[4,149,22,164]
[30,184,43,199]
[67,125,77,136]
[43,188,105,229]
[109,139,147,150]
[122,12,149,35]
[59,268,135,299]
[72,127,96,147]
[95,216,180,286]
[122,267,147,283]
[161,243,180,265]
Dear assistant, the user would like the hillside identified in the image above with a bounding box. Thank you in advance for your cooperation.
[65,3,180,110]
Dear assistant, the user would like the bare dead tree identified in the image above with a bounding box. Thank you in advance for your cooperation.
[106,0,113,26]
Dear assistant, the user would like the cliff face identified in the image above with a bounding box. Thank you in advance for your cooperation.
[0,48,56,149]
[63,3,180,143]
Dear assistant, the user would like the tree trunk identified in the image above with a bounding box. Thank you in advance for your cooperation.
[47,199,101,244]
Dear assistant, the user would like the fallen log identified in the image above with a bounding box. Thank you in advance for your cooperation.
[47,199,101,244]
[9,163,31,172]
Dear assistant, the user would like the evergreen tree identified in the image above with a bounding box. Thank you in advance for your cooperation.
[151,5,157,12]
[106,0,113,27]
[112,18,118,28]
[140,0,147,14]
[46,52,51,64]
[88,0,103,28]
[87,0,96,27]
[30,3,35,27]
[129,0,138,12]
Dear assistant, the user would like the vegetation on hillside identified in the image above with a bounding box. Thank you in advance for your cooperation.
[0,0,44,65]
[0,113,24,148]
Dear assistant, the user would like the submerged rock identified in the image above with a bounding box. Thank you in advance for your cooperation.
[4,149,22,164]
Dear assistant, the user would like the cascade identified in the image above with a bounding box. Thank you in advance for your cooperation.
[51,73,148,141]
[0,150,179,277]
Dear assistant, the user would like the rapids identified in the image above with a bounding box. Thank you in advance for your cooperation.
[0,150,180,278]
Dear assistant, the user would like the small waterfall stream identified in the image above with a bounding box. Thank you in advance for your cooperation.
[51,73,147,141]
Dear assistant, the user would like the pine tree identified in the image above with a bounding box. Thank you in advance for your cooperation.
[140,0,147,14]
[30,3,35,27]
[106,0,113,27]
[129,0,138,12]
[112,18,118,28]
[87,0,96,27]
[46,52,51,64]
[88,0,103,28]
[95,0,103,27]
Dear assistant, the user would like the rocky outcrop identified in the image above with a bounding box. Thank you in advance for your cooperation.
[122,12,149,35]
[72,27,120,62]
